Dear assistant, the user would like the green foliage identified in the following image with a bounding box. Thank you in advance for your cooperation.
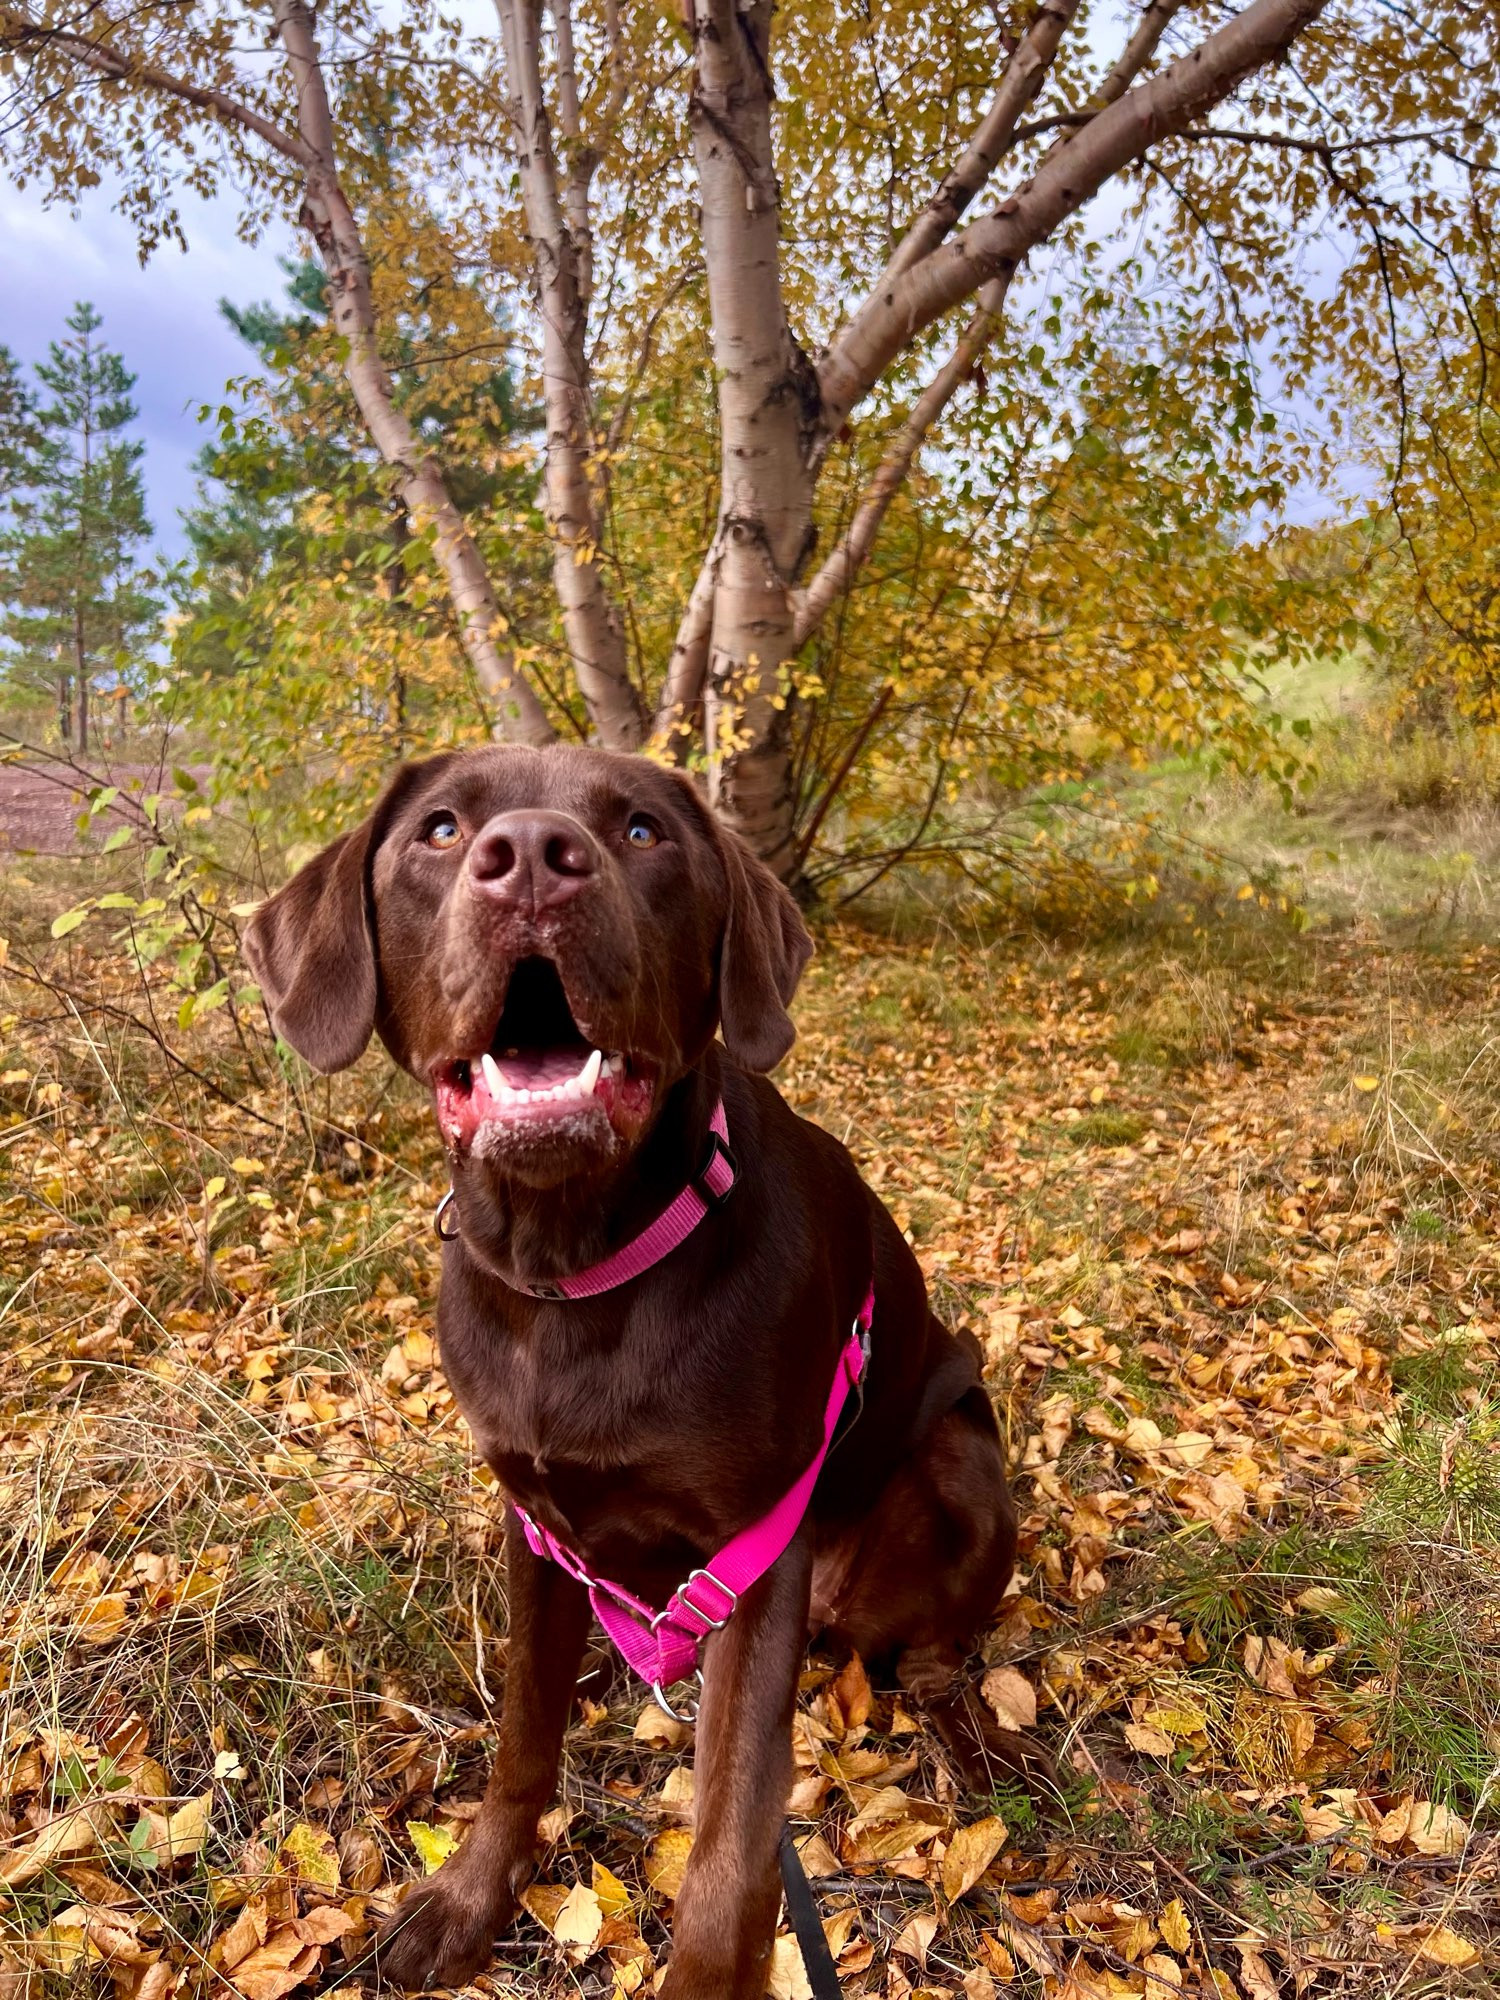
[0,303,159,746]
[172,253,548,830]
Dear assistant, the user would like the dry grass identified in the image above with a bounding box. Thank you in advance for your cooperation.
[0,834,1498,1998]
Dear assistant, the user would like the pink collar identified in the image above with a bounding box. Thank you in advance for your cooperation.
[435,1097,738,1300]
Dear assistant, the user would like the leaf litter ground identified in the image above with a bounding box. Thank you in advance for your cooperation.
[0,910,1497,1999]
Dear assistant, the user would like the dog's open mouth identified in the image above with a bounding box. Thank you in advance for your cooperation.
[434,957,653,1148]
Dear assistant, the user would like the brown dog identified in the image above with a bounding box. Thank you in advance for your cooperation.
[245,745,1041,1997]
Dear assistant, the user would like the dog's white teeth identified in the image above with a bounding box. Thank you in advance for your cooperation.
[578,1049,603,1097]
[500,1084,519,1105]
[480,1052,505,1098]
[608,1053,625,1077]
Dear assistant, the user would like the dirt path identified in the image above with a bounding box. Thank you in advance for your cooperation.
[0,756,206,854]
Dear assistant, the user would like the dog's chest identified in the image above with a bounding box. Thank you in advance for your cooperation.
[439,1308,661,1476]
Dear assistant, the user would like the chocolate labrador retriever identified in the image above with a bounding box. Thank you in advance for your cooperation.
[245,744,1042,1996]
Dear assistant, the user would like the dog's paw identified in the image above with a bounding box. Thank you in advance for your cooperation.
[921,1685,1057,1800]
[361,1876,514,1992]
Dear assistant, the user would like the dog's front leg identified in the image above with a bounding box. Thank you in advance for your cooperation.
[662,1530,813,2000]
[370,1513,592,1990]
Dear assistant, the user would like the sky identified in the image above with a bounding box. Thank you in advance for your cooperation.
[1,182,297,560]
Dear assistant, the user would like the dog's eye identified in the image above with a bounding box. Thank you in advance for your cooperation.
[424,814,463,851]
[624,815,660,850]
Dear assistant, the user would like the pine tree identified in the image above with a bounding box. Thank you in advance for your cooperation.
[0,346,40,509]
[0,303,158,746]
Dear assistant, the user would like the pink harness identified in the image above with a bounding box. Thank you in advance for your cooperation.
[475,1097,874,1712]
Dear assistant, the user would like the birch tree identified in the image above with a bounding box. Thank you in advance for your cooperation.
[2,0,1496,880]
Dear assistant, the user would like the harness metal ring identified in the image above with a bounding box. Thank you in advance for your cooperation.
[434,1188,460,1241]
[651,1673,703,1724]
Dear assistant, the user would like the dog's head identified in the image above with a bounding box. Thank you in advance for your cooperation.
[243,745,812,1201]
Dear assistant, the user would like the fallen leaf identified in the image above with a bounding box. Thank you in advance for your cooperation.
[223,1931,321,2000]
[1124,1723,1174,1758]
[633,1704,693,1751]
[830,1654,873,1735]
[0,1804,110,1886]
[406,1821,458,1875]
[980,1666,1037,1733]
[1238,1944,1279,1999]
[644,1827,693,1901]
[551,1882,604,1960]
[941,1815,1008,1903]
[794,1832,840,1879]
[657,1765,695,1814]
[1158,1900,1191,1955]
[280,1822,339,1890]
[336,1829,383,1892]
[891,1911,939,1969]
[1410,1923,1481,1969]
[144,1793,212,1867]
[1405,1801,1469,1856]
[767,1932,812,2000]
[592,1860,631,1917]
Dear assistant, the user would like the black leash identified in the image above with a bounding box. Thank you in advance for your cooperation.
[778,1821,842,2000]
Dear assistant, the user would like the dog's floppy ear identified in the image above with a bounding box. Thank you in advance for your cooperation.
[243,821,380,1074]
[681,786,813,1072]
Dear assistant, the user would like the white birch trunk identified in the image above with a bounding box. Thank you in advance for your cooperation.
[494,0,645,751]
[690,0,817,876]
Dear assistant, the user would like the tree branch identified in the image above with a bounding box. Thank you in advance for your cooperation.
[0,4,312,167]
[651,538,718,755]
[271,0,556,745]
[663,0,1192,718]
[493,0,644,749]
[884,0,1081,283]
[793,276,1011,649]
[551,0,596,309]
[687,0,810,870]
[816,0,1333,442]
[788,0,1189,643]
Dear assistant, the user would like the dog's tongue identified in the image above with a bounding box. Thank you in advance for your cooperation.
[491,1047,587,1091]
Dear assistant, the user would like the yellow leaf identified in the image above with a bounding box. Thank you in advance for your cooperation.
[644,1826,693,1900]
[280,1821,339,1889]
[0,1804,109,1886]
[1158,1899,1191,1955]
[1124,1723,1175,1758]
[633,1703,692,1750]
[941,1815,1008,1903]
[891,1910,939,1968]
[1143,1952,1182,1996]
[794,1832,840,1879]
[1238,1944,1279,2000]
[1411,1924,1481,1969]
[1405,1801,1469,1855]
[145,1792,212,1865]
[406,1820,458,1874]
[657,1765,695,1814]
[1353,1074,1379,1092]
[592,1860,631,1917]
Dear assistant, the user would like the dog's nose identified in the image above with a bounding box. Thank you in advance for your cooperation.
[468,809,599,913]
